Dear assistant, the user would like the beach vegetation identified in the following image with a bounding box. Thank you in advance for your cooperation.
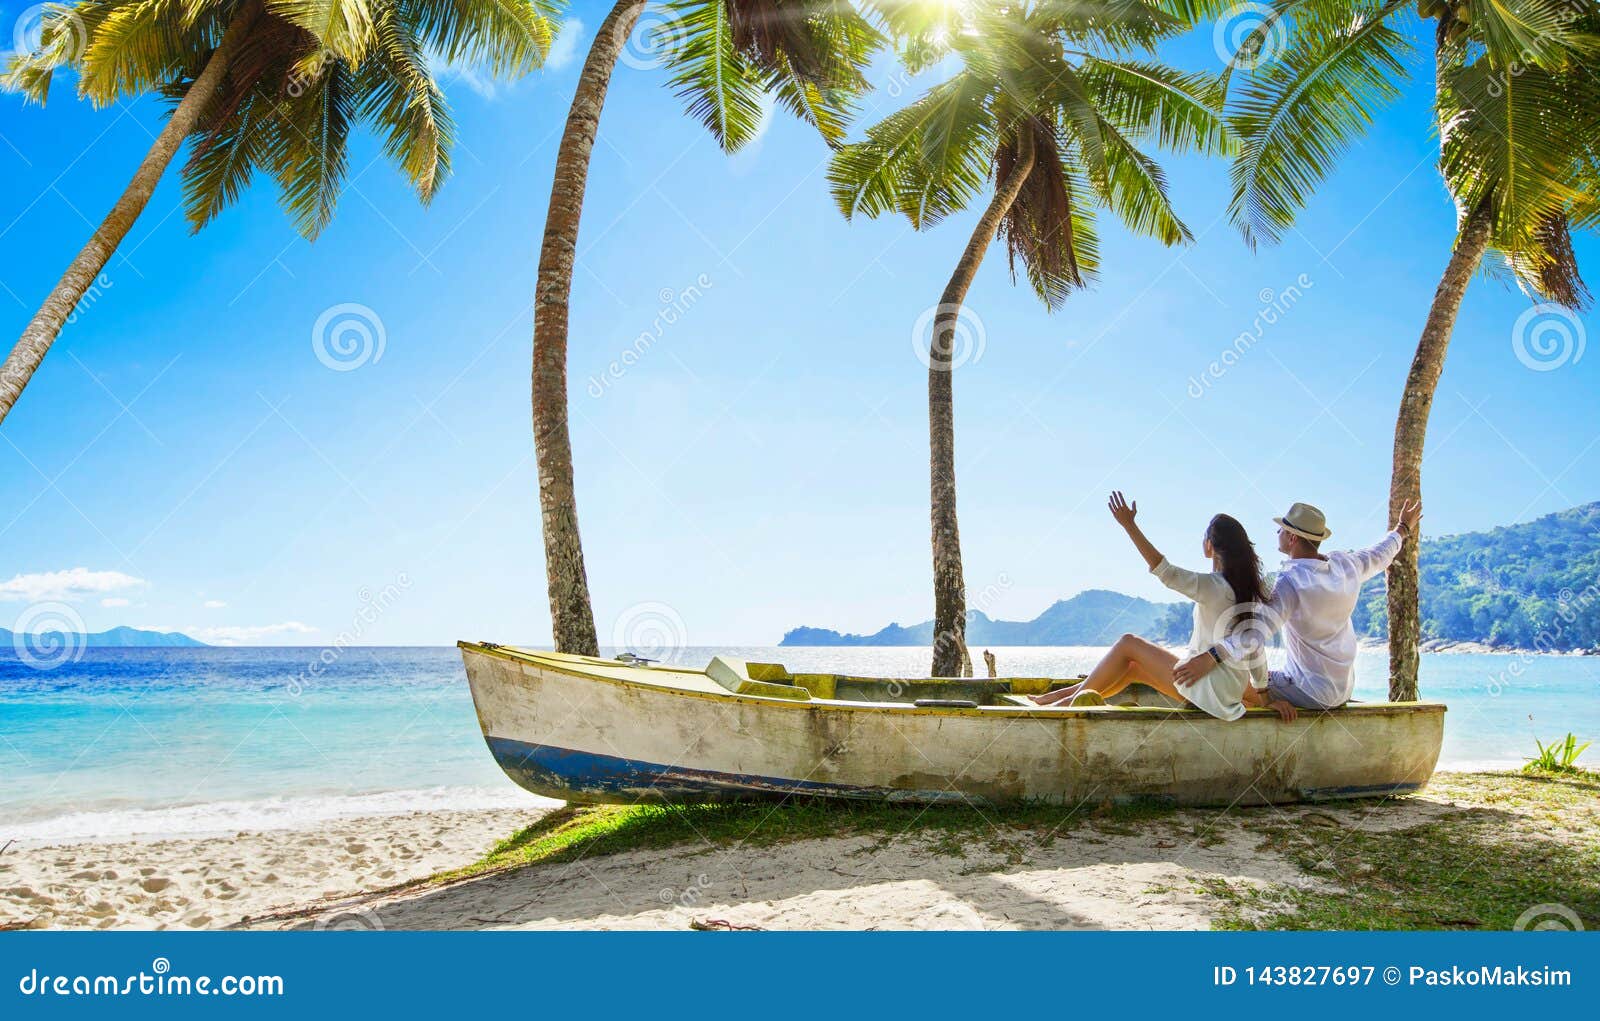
[1524,733,1593,774]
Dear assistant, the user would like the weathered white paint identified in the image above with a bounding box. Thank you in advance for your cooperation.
[461,644,1445,808]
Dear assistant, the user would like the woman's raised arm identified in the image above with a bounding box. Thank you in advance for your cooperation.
[1109,491,1164,571]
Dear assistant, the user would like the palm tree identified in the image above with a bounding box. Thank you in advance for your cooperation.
[533,0,880,655]
[829,0,1231,676]
[0,0,557,427]
[1219,0,1597,699]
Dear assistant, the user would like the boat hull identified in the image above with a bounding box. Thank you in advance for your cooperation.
[462,644,1446,808]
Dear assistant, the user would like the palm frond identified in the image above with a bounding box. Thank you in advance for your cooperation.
[1467,0,1598,70]
[404,0,557,78]
[1032,0,1184,51]
[81,0,201,104]
[182,86,275,230]
[827,69,994,226]
[1441,49,1600,306]
[269,56,356,237]
[357,6,453,200]
[661,0,768,152]
[265,0,378,66]
[1078,56,1232,155]
[1227,0,1412,247]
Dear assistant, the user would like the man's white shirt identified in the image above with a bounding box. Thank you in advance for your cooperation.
[1220,530,1406,708]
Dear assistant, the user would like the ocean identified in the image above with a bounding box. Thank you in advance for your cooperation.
[2,645,1595,845]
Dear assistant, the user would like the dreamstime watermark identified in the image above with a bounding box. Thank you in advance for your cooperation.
[1513,903,1584,931]
[1213,3,1286,71]
[1188,274,1313,398]
[1511,303,1585,372]
[1483,583,1599,696]
[63,272,112,328]
[312,905,385,931]
[287,574,411,696]
[619,8,687,71]
[7,4,87,61]
[16,957,284,997]
[1207,600,1286,674]
[612,601,688,663]
[587,274,712,398]
[11,601,87,671]
[312,302,386,371]
[911,303,986,372]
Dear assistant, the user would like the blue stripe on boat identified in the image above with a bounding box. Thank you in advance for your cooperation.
[485,736,975,805]
[487,737,1427,806]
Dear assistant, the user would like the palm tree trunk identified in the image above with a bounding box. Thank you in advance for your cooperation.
[1386,197,1492,701]
[928,132,1035,677]
[533,0,648,656]
[0,0,261,428]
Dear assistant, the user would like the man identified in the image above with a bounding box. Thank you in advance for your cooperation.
[1172,499,1423,720]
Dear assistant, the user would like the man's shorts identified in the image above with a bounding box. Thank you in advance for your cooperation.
[1266,670,1340,710]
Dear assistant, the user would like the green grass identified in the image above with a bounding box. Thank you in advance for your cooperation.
[435,796,1177,884]
[1208,771,1600,930]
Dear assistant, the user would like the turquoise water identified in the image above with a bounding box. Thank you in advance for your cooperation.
[2,646,1595,843]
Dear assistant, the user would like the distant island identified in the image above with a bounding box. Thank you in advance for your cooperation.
[784,501,1600,653]
[1,626,207,648]
[783,589,1177,647]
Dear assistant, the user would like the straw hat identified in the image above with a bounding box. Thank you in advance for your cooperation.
[1275,502,1333,543]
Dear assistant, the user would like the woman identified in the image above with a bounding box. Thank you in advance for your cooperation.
[1030,491,1283,720]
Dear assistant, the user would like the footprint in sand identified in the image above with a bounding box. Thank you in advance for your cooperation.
[141,877,171,894]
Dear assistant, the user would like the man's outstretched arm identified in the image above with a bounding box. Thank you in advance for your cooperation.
[1351,499,1423,582]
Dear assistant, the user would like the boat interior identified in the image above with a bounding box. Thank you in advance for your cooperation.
[701,655,1180,708]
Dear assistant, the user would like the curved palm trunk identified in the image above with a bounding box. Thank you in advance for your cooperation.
[0,0,261,428]
[533,0,648,656]
[928,135,1036,678]
[1386,198,1492,701]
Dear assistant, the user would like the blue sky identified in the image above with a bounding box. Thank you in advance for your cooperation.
[0,2,1595,647]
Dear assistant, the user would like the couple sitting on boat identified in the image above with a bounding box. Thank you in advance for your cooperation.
[1031,493,1423,721]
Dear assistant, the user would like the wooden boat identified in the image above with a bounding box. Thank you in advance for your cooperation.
[460,642,1445,808]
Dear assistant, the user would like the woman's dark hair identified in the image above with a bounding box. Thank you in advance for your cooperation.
[1206,514,1268,614]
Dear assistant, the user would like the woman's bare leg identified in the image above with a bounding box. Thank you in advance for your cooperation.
[1078,634,1183,701]
[1030,633,1174,705]
[1030,680,1084,705]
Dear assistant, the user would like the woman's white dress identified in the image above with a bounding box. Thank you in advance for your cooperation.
[1151,557,1269,720]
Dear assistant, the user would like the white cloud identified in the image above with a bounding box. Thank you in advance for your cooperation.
[187,622,318,646]
[101,597,131,608]
[445,65,498,100]
[0,568,146,603]
[203,599,228,609]
[546,19,584,70]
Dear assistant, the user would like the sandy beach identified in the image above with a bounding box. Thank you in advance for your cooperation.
[4,770,1592,931]
[0,808,550,930]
